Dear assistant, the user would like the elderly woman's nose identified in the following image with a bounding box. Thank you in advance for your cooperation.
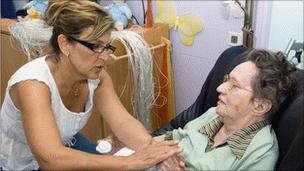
[217,82,228,94]
[216,83,223,93]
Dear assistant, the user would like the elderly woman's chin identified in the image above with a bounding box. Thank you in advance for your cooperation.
[216,100,225,115]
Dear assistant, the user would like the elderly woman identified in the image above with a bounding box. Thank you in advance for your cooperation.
[0,0,182,170]
[150,49,297,170]
[99,49,297,170]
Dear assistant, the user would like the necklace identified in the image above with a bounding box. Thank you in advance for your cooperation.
[73,87,79,97]
[72,84,80,97]
[71,81,86,97]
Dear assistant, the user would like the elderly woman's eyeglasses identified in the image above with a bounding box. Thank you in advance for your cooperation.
[223,74,252,92]
[70,37,116,54]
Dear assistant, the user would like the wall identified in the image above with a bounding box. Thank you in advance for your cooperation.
[267,1,303,52]
[254,0,303,69]
[126,1,243,114]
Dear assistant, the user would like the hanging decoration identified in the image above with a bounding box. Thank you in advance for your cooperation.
[9,19,52,61]
[111,30,155,130]
[154,0,203,46]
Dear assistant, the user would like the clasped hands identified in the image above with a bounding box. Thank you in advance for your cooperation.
[100,135,188,171]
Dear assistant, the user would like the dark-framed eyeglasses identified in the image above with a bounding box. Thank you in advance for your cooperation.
[70,36,116,54]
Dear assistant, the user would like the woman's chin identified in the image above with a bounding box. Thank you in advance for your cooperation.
[86,73,100,80]
[216,106,220,112]
[216,105,224,115]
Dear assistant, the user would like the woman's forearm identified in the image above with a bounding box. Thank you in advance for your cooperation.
[95,71,152,149]
[112,116,152,150]
[38,146,128,170]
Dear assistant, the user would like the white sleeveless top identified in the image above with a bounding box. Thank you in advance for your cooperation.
[0,56,100,170]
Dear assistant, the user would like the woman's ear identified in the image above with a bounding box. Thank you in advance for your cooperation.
[57,34,70,57]
[252,98,272,117]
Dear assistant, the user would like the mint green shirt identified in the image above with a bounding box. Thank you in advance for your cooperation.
[169,107,278,170]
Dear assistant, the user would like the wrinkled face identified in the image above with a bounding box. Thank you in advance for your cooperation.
[68,27,113,80]
[216,61,258,121]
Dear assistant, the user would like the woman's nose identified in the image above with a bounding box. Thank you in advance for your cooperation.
[98,53,110,62]
[216,82,228,94]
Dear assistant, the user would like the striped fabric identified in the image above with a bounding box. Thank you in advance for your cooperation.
[199,117,269,159]
[164,131,173,140]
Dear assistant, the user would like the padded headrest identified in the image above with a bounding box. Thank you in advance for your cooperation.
[273,69,304,131]
[272,69,304,169]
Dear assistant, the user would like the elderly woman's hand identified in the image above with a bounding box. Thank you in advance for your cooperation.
[152,134,188,170]
[124,140,182,170]
[156,153,188,171]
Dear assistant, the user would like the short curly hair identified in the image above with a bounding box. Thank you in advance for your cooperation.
[246,49,297,120]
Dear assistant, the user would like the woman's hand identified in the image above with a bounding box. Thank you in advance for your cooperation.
[156,154,188,171]
[124,139,182,170]
[153,134,166,142]
[152,134,188,170]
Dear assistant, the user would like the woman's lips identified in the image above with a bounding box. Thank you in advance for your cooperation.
[94,65,104,73]
[217,97,226,105]
[96,65,103,69]
[217,100,224,105]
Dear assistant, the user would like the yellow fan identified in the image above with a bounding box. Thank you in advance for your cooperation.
[155,0,203,46]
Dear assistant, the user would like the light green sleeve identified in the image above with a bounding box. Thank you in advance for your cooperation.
[237,148,278,170]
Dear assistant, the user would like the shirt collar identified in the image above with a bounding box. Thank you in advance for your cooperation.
[199,117,269,159]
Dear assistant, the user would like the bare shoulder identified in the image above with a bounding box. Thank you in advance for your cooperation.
[9,80,64,156]
[10,80,51,110]
[93,70,119,107]
[98,70,112,84]
[96,70,114,91]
